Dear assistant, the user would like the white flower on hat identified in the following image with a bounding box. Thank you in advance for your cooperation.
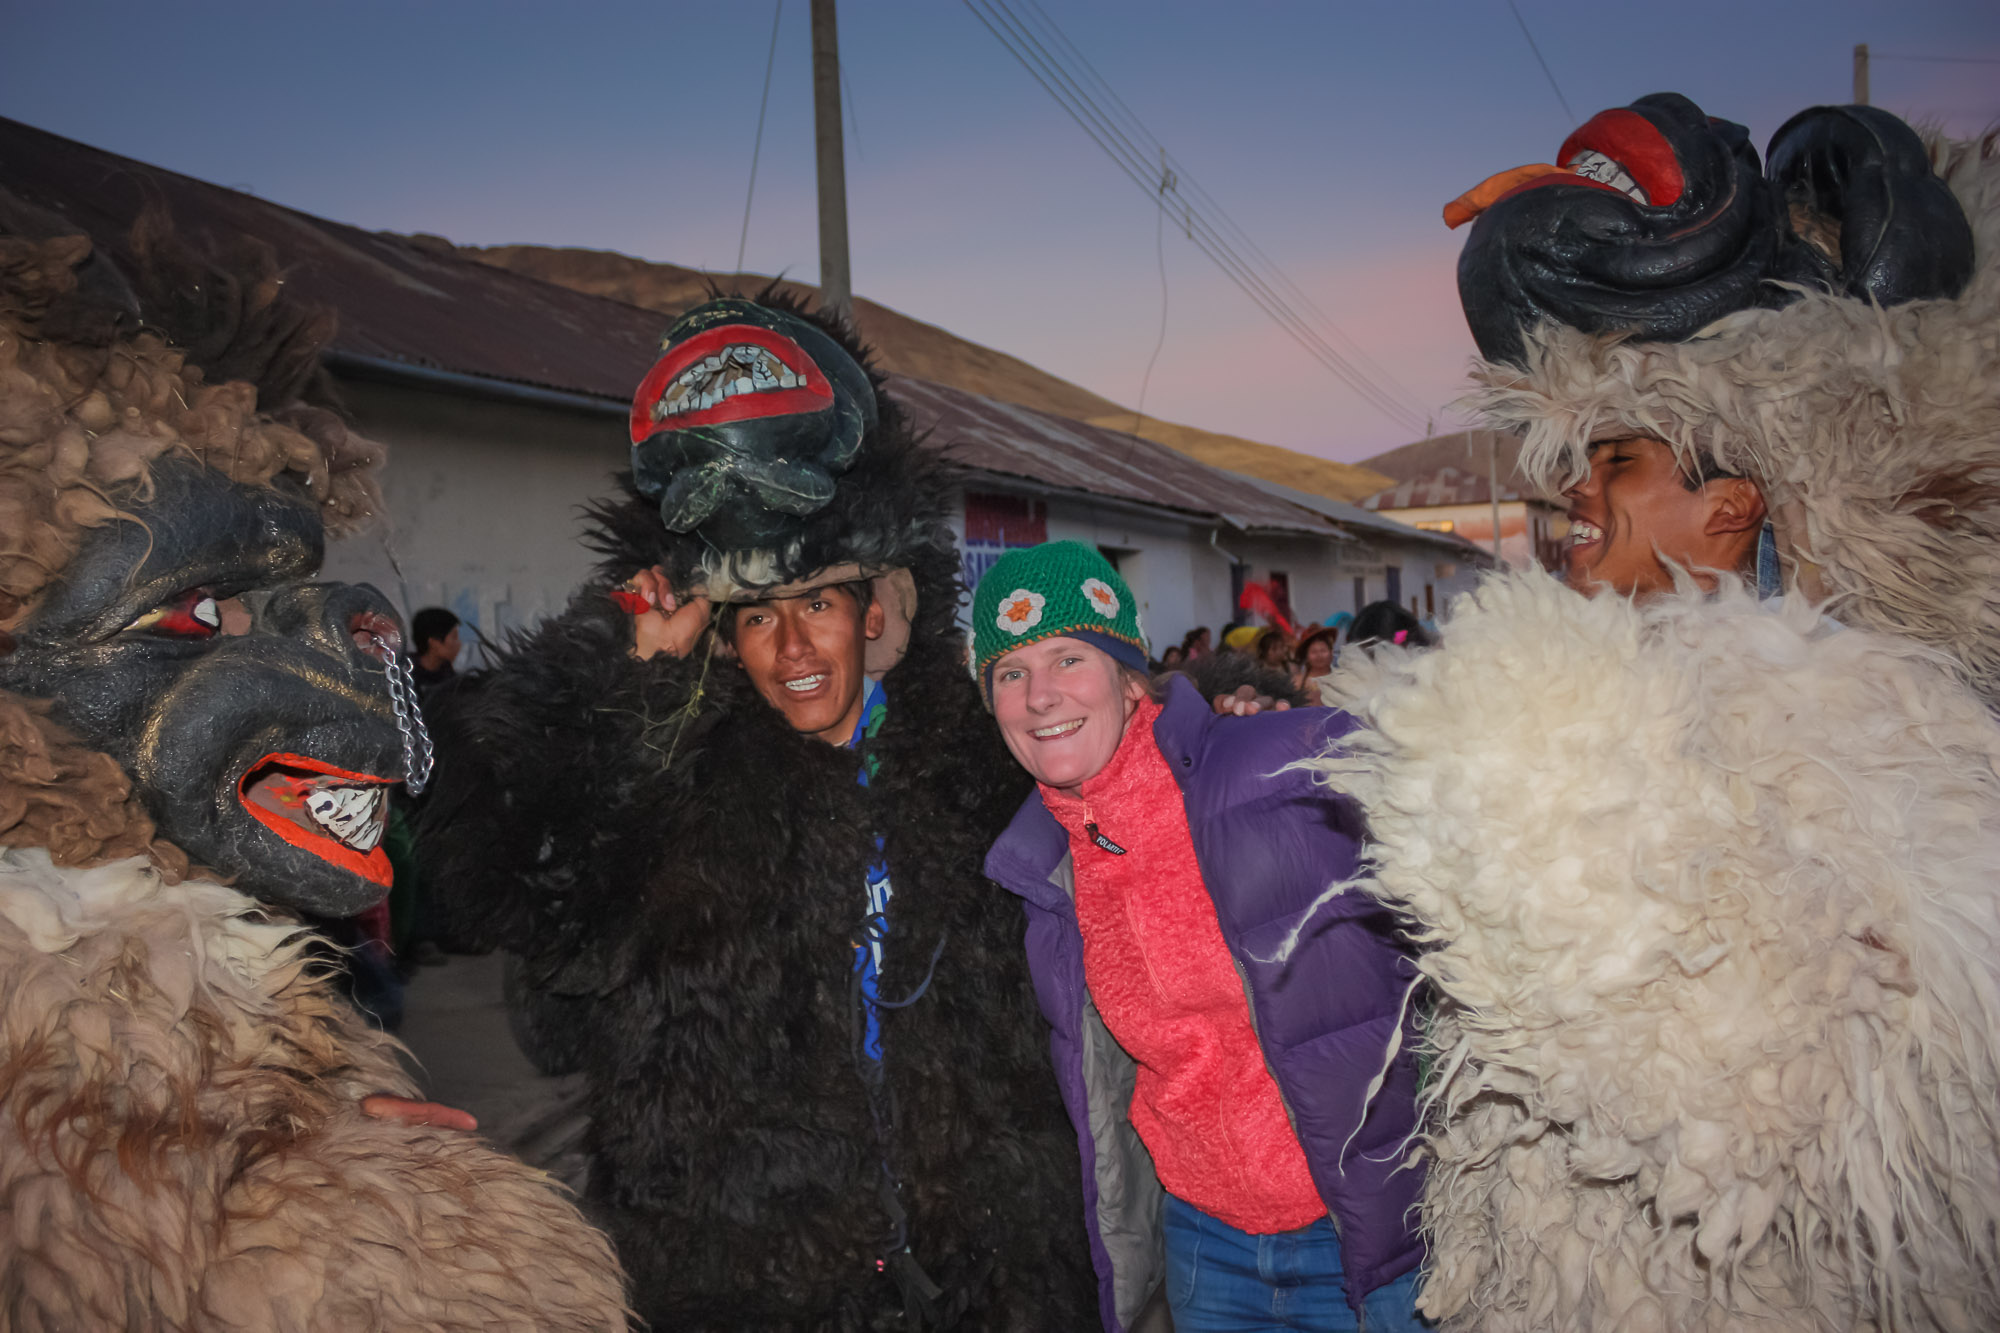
[1081,577,1120,619]
[996,588,1046,636]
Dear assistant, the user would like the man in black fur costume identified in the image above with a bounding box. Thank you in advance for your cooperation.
[421,296,1099,1330]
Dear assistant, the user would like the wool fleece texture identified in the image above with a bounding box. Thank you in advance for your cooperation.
[1310,569,2000,1332]
[421,390,1096,1325]
[0,220,627,1331]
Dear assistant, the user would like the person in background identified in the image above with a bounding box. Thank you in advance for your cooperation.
[1155,643,1186,672]
[409,607,462,692]
[1180,626,1212,661]
[1346,600,1435,653]
[1252,627,1293,673]
[1293,624,1340,700]
[975,541,1426,1333]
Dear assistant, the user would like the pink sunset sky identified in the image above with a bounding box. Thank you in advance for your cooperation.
[6,1,1996,464]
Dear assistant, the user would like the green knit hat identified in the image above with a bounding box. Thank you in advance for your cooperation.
[971,541,1149,702]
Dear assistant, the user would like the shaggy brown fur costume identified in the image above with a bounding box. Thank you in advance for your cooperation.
[0,224,627,1330]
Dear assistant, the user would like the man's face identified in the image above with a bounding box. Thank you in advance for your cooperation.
[990,636,1146,795]
[436,626,462,665]
[732,585,885,745]
[1562,435,1730,598]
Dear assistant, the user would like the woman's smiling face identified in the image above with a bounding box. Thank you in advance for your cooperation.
[990,636,1146,794]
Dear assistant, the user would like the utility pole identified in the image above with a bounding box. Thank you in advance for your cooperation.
[811,0,853,324]
[1854,43,1870,105]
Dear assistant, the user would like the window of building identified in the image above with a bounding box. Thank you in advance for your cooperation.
[1414,519,1455,533]
[1425,584,1435,615]
[1352,576,1366,613]
[1385,565,1402,606]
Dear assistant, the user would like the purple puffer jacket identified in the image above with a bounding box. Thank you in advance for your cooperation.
[984,674,1425,1331]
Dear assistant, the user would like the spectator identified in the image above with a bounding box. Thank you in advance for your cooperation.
[1293,624,1340,699]
[409,607,462,692]
[1156,643,1187,671]
[1253,627,1294,672]
[1181,626,1213,661]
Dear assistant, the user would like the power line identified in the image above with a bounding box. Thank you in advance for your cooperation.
[1506,0,1575,126]
[1014,0,1429,416]
[737,0,786,273]
[1872,53,2000,65]
[978,0,1427,432]
[964,0,1431,436]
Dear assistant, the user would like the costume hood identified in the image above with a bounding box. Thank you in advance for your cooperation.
[597,291,952,677]
[1452,101,2000,705]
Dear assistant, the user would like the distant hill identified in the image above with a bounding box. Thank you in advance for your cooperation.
[1359,429,1562,505]
[452,242,1393,504]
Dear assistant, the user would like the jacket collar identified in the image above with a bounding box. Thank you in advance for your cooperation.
[986,673,1213,908]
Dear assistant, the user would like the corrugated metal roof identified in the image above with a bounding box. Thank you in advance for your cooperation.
[0,115,1335,539]
[890,378,1330,535]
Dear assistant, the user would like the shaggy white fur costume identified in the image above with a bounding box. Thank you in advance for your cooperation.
[0,846,629,1331]
[1313,571,2000,1331]
[1469,135,2000,708]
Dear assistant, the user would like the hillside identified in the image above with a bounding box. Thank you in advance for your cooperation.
[456,243,1393,504]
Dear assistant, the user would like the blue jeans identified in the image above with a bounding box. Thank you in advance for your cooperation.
[1163,1194,1427,1332]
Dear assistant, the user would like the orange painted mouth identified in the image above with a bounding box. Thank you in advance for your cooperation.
[238,752,395,888]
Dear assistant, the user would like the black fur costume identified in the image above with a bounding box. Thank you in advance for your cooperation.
[422,306,1096,1330]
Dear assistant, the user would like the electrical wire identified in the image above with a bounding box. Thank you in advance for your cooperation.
[963,0,1432,436]
[1872,53,2000,65]
[979,0,1425,431]
[1015,0,1427,413]
[737,0,786,273]
[1505,0,1575,126]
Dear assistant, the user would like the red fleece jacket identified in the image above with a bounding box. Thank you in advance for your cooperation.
[1040,697,1326,1234]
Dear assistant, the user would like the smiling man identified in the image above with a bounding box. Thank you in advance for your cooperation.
[1557,434,1766,598]
[1311,96,2000,1333]
[423,296,1097,1329]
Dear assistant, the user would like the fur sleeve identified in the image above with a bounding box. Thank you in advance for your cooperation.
[417,587,736,986]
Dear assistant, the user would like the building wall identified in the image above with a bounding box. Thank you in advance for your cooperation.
[1379,500,1569,572]
[319,379,626,666]
[320,381,1475,671]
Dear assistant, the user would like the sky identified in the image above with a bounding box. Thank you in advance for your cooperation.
[5,1,1996,464]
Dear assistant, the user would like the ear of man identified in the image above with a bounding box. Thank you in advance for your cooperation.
[1701,475,1768,537]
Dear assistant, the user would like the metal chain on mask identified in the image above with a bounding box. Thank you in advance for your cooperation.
[378,641,436,795]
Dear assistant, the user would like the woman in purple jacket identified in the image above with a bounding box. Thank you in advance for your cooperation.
[974,542,1426,1333]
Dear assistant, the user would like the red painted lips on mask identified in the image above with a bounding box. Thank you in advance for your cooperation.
[629,323,835,442]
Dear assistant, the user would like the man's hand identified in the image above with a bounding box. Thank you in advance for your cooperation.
[360,1094,478,1132]
[626,566,713,661]
[1212,684,1291,717]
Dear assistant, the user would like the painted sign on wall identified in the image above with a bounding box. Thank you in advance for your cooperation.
[961,491,1048,590]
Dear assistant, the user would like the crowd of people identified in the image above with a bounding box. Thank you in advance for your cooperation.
[1155,601,1437,701]
[4,91,1999,1333]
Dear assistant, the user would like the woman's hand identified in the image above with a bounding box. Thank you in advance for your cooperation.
[360,1094,478,1132]
[624,566,713,661]
[1212,684,1291,716]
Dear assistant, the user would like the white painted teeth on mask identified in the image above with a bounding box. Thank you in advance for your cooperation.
[305,785,386,852]
[1567,149,1648,204]
[656,345,803,417]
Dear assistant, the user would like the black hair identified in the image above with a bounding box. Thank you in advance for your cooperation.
[410,607,459,653]
[716,578,875,647]
[1348,600,1434,650]
[1678,450,1747,492]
